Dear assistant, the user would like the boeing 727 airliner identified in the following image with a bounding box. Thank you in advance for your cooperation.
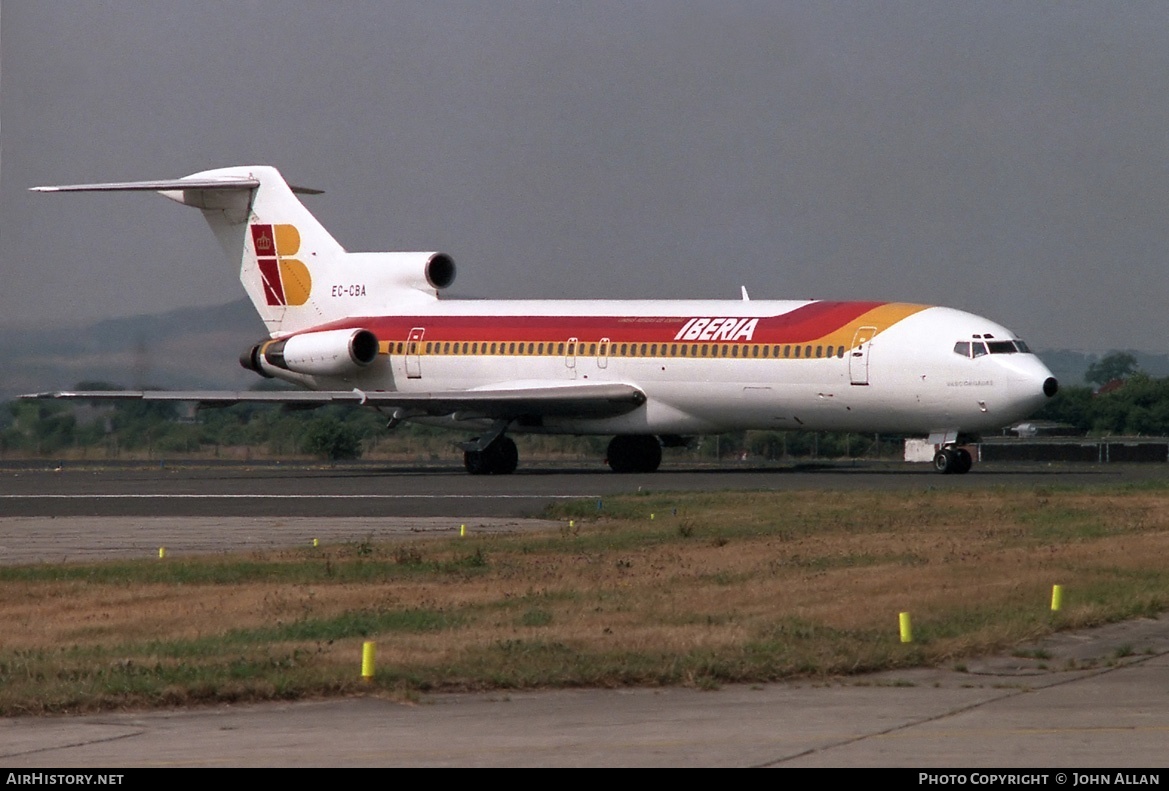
[28,166,1058,474]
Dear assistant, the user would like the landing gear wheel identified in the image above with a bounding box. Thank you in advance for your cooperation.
[464,436,519,475]
[954,448,973,474]
[933,447,973,475]
[933,448,956,475]
[606,435,662,473]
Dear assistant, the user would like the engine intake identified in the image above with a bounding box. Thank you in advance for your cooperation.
[426,253,456,290]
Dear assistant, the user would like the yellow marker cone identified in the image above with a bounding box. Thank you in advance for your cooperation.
[569,520,575,528]
[460,524,466,537]
[312,538,319,548]
[362,641,376,682]
[1051,584,1063,612]
[899,612,913,643]
[158,547,166,559]
[650,513,655,520]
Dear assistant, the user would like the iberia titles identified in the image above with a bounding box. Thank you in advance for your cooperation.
[674,317,759,342]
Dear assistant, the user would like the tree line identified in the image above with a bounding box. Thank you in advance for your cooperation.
[3,353,1167,462]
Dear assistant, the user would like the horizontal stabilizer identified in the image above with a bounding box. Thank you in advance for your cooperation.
[31,177,261,193]
[21,383,647,421]
[32,178,323,195]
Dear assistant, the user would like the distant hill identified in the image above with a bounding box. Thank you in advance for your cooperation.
[0,300,267,400]
[3,299,1167,400]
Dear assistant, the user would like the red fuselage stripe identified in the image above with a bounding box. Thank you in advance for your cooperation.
[309,301,891,344]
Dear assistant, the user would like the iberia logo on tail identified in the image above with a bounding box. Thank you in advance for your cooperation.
[251,224,312,306]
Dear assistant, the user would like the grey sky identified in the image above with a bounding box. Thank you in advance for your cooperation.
[3,1,1167,351]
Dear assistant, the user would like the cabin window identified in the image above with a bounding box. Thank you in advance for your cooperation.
[566,343,574,355]
[640,343,648,356]
[782,345,790,358]
[805,345,812,358]
[490,343,497,354]
[793,345,801,358]
[815,345,822,358]
[701,345,709,357]
[589,343,597,355]
[620,343,628,356]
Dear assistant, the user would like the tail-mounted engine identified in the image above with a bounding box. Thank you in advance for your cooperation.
[342,251,456,299]
[240,328,380,378]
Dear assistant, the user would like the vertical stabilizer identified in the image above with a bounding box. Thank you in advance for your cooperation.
[164,166,346,336]
[33,166,455,338]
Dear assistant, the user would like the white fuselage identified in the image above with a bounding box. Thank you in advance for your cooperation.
[263,298,1056,439]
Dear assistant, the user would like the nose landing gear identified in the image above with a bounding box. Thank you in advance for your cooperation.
[933,447,973,475]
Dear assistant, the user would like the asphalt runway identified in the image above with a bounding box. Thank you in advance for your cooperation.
[1,459,1164,518]
[2,459,1168,767]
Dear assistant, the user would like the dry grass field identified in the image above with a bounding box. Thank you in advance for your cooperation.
[1,484,1167,714]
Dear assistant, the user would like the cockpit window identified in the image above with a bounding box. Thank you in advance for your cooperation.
[956,338,1034,357]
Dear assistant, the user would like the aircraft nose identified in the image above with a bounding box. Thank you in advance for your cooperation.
[1043,377,1059,398]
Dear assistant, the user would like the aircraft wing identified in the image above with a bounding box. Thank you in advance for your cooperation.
[20,383,647,420]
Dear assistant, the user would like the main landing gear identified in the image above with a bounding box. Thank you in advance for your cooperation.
[933,447,973,475]
[606,435,662,473]
[464,435,518,475]
[462,433,664,475]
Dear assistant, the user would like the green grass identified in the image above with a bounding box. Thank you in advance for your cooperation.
[2,483,1168,713]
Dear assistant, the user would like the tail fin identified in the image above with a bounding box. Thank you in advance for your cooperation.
[33,166,456,337]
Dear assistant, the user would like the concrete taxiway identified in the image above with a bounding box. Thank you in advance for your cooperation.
[1,460,1167,767]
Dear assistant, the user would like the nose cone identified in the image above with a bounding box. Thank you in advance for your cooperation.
[1002,356,1059,421]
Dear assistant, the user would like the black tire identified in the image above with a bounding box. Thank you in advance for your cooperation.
[954,448,973,474]
[933,449,956,475]
[606,435,662,473]
[464,436,518,475]
[486,436,518,475]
